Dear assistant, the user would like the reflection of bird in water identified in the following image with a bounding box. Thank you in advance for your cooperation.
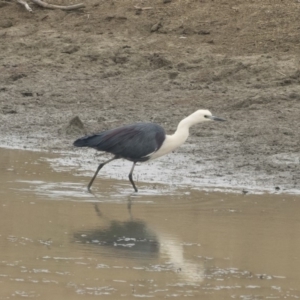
[156,231,204,283]
[73,110,225,192]
[128,195,204,283]
[73,198,204,284]
[73,219,160,259]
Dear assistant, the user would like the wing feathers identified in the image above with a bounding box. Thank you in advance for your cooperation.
[73,123,165,162]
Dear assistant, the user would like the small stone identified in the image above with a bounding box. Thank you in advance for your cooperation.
[9,74,26,81]
[151,22,162,32]
[135,8,142,15]
[198,30,210,35]
[61,45,80,54]
[21,92,33,97]
[168,72,179,79]
[0,20,13,28]
[62,116,86,136]
[2,105,17,115]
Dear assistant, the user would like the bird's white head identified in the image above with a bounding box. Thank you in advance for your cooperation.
[191,109,226,123]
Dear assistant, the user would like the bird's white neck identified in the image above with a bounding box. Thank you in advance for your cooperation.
[150,112,201,160]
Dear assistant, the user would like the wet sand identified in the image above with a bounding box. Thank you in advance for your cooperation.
[0,147,300,299]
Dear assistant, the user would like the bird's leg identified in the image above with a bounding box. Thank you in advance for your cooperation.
[87,157,117,192]
[128,162,138,192]
[93,203,102,217]
[127,194,132,218]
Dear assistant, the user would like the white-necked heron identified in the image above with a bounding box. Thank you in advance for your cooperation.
[73,109,225,192]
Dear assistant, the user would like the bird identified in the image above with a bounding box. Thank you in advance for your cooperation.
[73,109,225,192]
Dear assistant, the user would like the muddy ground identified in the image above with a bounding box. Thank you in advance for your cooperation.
[0,0,299,193]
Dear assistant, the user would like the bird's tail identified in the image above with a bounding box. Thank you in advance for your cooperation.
[73,135,103,148]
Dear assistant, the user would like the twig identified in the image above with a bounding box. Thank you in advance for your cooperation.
[17,0,33,12]
[276,70,286,77]
[30,0,85,10]
[134,5,153,10]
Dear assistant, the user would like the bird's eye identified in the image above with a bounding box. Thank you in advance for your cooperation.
[204,115,209,118]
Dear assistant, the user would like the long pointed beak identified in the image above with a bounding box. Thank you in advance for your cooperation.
[209,115,226,122]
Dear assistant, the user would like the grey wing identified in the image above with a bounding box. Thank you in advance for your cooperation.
[74,123,166,162]
[104,123,166,161]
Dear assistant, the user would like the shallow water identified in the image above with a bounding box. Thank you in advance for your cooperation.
[0,148,300,299]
